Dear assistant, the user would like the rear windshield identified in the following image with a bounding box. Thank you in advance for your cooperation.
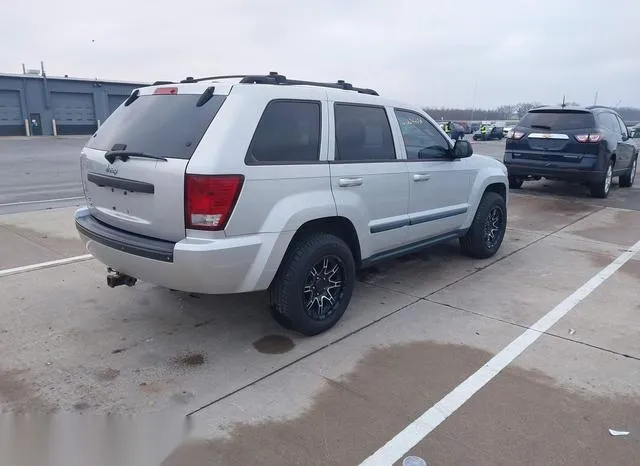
[519,111,595,131]
[87,93,226,159]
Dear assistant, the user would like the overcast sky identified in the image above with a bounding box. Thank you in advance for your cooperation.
[2,0,639,108]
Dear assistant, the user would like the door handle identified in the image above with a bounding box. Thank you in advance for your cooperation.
[339,177,363,187]
[413,173,431,182]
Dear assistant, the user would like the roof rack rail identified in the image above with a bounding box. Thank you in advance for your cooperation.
[586,105,613,110]
[152,80,175,85]
[239,72,379,96]
[180,75,250,83]
[175,72,379,95]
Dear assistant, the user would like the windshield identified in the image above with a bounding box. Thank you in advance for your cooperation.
[519,111,595,131]
[87,93,226,159]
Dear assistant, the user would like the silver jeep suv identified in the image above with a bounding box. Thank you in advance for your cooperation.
[75,72,508,335]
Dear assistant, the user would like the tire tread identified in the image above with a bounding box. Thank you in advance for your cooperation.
[270,233,355,336]
[460,191,506,259]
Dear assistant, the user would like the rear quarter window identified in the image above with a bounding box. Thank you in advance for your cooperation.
[519,111,595,131]
[245,100,321,164]
[87,93,226,159]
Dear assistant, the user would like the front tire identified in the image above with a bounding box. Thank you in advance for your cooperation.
[460,192,507,259]
[619,156,637,188]
[590,159,614,198]
[270,233,355,336]
[508,176,524,189]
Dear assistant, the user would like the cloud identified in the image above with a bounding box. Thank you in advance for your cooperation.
[1,0,638,108]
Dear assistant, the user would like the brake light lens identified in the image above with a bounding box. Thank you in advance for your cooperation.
[153,87,178,95]
[185,175,244,231]
[506,130,525,140]
[575,133,602,143]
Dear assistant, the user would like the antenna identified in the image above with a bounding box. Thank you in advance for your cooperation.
[561,95,567,109]
[593,91,598,106]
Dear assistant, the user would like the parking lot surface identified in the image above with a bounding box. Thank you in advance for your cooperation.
[1,137,639,465]
[0,136,86,215]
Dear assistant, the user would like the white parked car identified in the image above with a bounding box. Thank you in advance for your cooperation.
[75,72,509,335]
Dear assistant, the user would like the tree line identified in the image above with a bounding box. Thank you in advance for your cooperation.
[424,103,640,123]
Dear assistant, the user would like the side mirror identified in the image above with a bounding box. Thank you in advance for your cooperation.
[452,139,473,158]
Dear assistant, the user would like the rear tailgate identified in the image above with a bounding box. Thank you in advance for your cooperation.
[81,85,227,242]
[507,109,598,162]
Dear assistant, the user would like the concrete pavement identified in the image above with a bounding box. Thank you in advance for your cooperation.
[1,137,639,465]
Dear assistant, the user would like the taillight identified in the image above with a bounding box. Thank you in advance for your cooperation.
[506,130,525,140]
[185,175,244,231]
[575,133,602,143]
[153,87,178,95]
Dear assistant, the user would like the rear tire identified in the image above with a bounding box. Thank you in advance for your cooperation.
[590,159,614,198]
[508,176,524,189]
[269,233,355,336]
[619,156,637,188]
[460,192,507,259]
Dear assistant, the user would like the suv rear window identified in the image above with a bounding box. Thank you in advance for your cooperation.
[87,93,226,159]
[518,111,595,131]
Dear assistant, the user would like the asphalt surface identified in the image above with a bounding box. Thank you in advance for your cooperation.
[0,136,86,215]
[1,136,640,466]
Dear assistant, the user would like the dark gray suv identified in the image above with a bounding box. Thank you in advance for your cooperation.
[504,106,637,198]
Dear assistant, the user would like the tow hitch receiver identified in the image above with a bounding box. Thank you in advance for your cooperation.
[106,268,137,288]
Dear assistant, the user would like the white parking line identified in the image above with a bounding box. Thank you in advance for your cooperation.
[360,238,640,466]
[0,196,84,207]
[0,254,93,278]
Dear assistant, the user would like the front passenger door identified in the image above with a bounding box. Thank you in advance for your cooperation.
[394,109,475,242]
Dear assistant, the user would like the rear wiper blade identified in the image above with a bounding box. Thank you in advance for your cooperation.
[530,124,552,130]
[104,151,168,164]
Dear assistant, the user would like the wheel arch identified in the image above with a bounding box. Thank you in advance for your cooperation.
[261,216,362,293]
[287,216,362,267]
[462,172,508,230]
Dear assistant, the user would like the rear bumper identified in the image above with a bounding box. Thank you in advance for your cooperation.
[74,208,291,294]
[504,152,603,183]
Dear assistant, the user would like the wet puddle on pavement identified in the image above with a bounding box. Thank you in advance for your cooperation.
[252,335,295,354]
[162,340,640,466]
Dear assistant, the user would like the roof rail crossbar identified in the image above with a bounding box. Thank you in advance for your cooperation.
[239,73,379,96]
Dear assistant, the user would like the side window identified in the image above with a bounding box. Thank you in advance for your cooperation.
[395,109,450,159]
[599,113,619,134]
[334,104,396,161]
[615,115,628,137]
[246,100,321,164]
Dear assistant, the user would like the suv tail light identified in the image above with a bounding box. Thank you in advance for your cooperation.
[506,130,525,140]
[575,133,602,143]
[185,175,244,231]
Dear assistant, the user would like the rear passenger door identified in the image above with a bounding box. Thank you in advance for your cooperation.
[393,109,474,241]
[614,114,635,170]
[328,102,410,259]
[223,90,335,238]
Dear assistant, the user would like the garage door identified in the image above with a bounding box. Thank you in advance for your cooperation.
[52,92,97,135]
[0,90,24,136]
[107,95,127,116]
